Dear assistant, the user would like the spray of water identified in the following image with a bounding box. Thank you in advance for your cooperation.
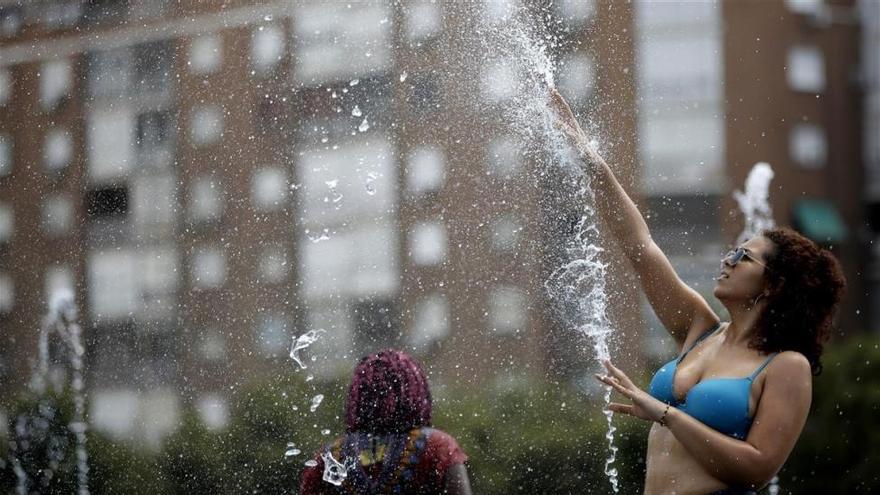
[465,5,620,491]
[13,289,90,495]
[289,329,326,370]
[734,162,776,244]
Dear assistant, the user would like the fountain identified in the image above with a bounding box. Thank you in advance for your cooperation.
[9,289,90,494]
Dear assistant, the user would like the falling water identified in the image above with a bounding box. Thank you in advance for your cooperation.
[735,163,779,494]
[14,289,90,495]
[734,162,776,244]
[465,5,619,491]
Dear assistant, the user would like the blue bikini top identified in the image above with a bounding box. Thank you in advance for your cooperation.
[648,323,778,439]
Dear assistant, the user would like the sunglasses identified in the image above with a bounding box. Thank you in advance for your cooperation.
[723,247,769,270]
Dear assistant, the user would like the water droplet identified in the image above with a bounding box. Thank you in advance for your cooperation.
[304,460,318,468]
[349,78,359,86]
[399,71,408,82]
[358,119,370,132]
[351,105,362,117]
[310,394,324,412]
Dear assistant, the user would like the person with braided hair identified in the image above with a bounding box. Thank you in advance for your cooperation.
[300,350,472,495]
[550,88,847,494]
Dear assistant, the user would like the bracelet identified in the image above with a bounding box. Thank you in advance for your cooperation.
[658,404,671,427]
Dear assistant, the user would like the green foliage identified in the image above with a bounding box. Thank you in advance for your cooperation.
[780,336,880,493]
[4,337,878,493]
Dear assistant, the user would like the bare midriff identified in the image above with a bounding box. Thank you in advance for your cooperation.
[645,423,729,495]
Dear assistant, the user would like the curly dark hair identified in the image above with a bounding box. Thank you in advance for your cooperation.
[751,227,846,375]
[345,349,433,434]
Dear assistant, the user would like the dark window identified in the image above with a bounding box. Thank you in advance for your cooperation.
[0,6,23,37]
[86,186,128,217]
[136,110,173,151]
[81,0,129,26]
[353,299,396,351]
[134,40,173,94]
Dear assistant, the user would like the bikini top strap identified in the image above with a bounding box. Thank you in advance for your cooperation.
[676,322,723,363]
[749,353,780,381]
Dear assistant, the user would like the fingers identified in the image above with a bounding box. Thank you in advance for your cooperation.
[607,403,635,416]
[594,373,631,398]
[602,360,633,386]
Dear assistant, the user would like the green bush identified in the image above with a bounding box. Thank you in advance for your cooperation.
[780,336,880,493]
[4,337,877,493]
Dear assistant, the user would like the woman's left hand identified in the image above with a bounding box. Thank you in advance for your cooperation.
[595,360,668,423]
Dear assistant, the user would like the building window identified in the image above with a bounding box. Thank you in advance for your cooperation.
[408,293,450,349]
[88,251,137,319]
[293,3,392,84]
[192,246,226,289]
[556,0,595,25]
[482,61,518,101]
[200,328,227,361]
[0,273,12,313]
[132,175,175,228]
[0,133,11,176]
[489,286,526,334]
[87,108,135,182]
[258,315,289,356]
[86,48,131,99]
[189,176,223,222]
[487,136,522,178]
[0,6,23,37]
[43,194,73,236]
[197,395,229,430]
[252,167,287,210]
[86,186,128,218]
[410,221,447,265]
[251,25,285,73]
[259,245,288,283]
[787,45,825,93]
[407,146,445,195]
[785,0,824,16]
[190,106,224,145]
[406,2,441,42]
[490,215,522,251]
[134,41,173,95]
[136,110,174,166]
[40,59,71,111]
[45,265,74,302]
[189,34,222,74]
[483,0,519,23]
[790,123,827,169]
[0,203,12,242]
[558,53,595,103]
[44,128,73,171]
[0,67,11,106]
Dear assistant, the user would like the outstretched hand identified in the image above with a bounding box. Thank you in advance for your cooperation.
[595,359,668,423]
[547,88,604,167]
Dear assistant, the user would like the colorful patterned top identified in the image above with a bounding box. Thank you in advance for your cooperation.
[299,427,468,495]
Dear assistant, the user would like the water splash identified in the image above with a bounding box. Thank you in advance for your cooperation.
[284,442,302,459]
[289,329,326,370]
[13,289,90,495]
[466,4,619,491]
[733,162,775,244]
[321,450,356,486]
[358,118,370,132]
[351,105,362,117]
[310,394,325,413]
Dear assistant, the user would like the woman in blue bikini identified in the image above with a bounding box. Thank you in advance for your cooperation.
[551,89,846,494]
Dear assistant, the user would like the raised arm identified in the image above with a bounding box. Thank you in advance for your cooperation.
[549,88,717,343]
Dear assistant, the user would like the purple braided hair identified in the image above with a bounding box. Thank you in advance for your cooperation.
[345,349,433,434]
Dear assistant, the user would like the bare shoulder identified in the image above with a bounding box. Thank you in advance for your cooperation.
[764,351,812,389]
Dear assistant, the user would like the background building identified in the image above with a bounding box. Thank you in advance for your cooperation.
[0,0,873,445]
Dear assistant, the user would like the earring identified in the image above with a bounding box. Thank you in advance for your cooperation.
[753,293,766,306]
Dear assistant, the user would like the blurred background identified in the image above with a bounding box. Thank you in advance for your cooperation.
[0,0,877,493]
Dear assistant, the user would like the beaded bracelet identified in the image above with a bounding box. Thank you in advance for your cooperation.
[658,404,671,427]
